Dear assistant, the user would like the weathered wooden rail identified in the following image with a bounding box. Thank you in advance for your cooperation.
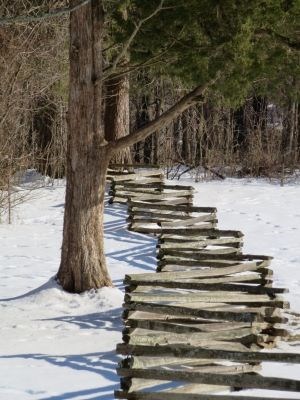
[107,165,300,399]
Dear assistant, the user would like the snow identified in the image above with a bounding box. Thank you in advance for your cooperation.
[0,177,299,399]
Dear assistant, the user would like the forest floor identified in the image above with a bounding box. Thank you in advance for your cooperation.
[0,173,299,399]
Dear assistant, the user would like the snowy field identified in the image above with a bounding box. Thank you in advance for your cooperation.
[0,176,299,399]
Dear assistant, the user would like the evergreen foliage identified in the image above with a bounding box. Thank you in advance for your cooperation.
[106,0,299,106]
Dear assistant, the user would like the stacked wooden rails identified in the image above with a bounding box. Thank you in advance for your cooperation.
[108,166,300,399]
[107,166,164,205]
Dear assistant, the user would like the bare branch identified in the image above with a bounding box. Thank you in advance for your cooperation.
[0,0,91,26]
[104,42,178,82]
[255,29,300,51]
[104,0,165,77]
[108,72,221,153]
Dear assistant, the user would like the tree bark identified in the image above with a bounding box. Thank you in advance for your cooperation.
[57,0,112,292]
[104,74,132,164]
[57,0,218,292]
[108,78,215,153]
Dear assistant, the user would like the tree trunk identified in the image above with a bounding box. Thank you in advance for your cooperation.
[57,0,112,293]
[151,95,161,165]
[137,95,151,163]
[104,74,132,164]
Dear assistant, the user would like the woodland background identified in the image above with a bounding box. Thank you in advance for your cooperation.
[0,1,299,218]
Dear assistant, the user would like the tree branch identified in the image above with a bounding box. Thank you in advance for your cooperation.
[255,29,300,51]
[108,73,221,153]
[0,0,91,26]
[104,0,165,77]
[103,37,179,82]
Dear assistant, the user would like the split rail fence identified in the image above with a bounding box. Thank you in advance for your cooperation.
[107,164,300,400]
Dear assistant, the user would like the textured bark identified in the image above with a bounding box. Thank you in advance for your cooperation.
[57,0,112,292]
[108,80,212,152]
[56,3,218,292]
[104,74,132,164]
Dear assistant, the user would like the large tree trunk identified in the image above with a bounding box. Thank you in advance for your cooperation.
[57,0,112,293]
[104,74,132,164]
[56,0,215,292]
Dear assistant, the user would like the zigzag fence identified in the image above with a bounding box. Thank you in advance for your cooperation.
[107,164,300,399]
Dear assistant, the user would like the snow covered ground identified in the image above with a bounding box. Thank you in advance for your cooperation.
[0,176,299,399]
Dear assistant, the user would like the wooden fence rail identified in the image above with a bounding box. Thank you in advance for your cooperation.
[107,165,300,399]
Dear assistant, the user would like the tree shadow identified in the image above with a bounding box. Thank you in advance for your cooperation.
[40,385,118,400]
[0,277,58,302]
[0,350,120,400]
[39,307,123,332]
[104,204,157,272]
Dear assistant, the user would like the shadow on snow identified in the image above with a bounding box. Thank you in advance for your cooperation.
[0,350,120,400]
[104,203,157,273]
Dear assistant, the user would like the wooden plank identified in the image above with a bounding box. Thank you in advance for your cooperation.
[125,262,272,283]
[129,213,216,224]
[117,382,230,396]
[159,236,243,244]
[128,200,217,213]
[117,343,300,363]
[111,189,158,196]
[161,254,273,262]
[116,190,194,198]
[158,240,243,250]
[109,163,160,169]
[159,215,217,227]
[157,248,240,259]
[119,377,173,392]
[122,304,288,326]
[125,292,286,308]
[158,259,244,268]
[111,172,163,181]
[123,311,274,327]
[159,238,243,248]
[126,356,214,369]
[127,331,278,348]
[127,218,162,225]
[130,224,217,235]
[109,197,128,204]
[111,193,143,199]
[124,301,286,325]
[124,329,262,345]
[112,187,160,194]
[130,210,201,221]
[129,275,273,287]
[124,322,260,338]
[160,244,242,250]
[130,223,216,235]
[158,267,272,277]
[153,198,194,206]
[158,258,271,270]
[117,183,194,190]
[158,245,239,254]
[117,367,300,392]
[112,178,163,186]
[125,335,250,350]
[115,390,300,400]
[137,193,193,201]
[146,190,194,197]
[159,228,243,236]
[125,290,283,301]
[157,265,264,273]
[124,320,278,340]
[126,281,288,295]
[123,302,265,323]
[121,358,261,373]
